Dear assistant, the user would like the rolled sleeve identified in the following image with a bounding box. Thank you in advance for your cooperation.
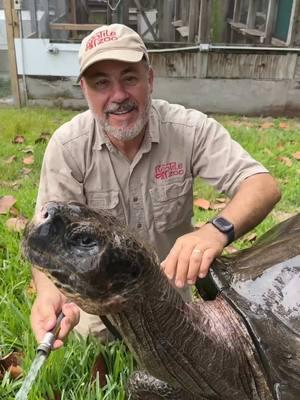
[192,117,268,197]
[35,135,85,212]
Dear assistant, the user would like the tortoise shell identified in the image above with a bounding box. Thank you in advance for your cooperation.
[198,214,300,400]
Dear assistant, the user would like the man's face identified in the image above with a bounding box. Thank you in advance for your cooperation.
[81,59,153,141]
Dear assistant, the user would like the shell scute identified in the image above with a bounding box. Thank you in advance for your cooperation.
[211,214,300,398]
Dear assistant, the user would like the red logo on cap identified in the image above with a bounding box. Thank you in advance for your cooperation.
[85,30,118,51]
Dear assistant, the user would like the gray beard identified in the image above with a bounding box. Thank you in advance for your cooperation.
[91,95,152,142]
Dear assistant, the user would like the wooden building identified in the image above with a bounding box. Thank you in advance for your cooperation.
[2,0,300,115]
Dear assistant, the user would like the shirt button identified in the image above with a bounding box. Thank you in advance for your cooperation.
[137,223,142,229]
[133,196,138,202]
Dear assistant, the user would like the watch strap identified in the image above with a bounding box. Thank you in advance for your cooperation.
[209,217,235,246]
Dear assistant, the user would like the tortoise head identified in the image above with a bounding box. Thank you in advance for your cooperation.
[22,201,158,314]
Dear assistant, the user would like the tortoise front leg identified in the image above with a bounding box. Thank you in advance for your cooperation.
[127,370,195,400]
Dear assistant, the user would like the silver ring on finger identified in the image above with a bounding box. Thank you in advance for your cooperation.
[192,249,202,254]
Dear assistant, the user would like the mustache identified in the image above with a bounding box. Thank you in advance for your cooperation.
[105,100,138,114]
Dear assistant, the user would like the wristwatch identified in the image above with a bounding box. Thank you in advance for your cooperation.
[208,216,235,245]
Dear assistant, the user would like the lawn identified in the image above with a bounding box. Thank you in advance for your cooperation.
[0,107,299,399]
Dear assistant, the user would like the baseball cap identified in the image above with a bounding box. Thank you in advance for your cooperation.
[78,24,149,80]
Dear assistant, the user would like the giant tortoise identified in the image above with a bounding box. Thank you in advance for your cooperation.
[22,201,300,400]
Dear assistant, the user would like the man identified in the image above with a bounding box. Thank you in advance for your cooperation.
[31,24,281,349]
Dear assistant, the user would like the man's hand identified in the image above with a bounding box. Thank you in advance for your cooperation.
[31,294,80,349]
[161,223,227,288]
[31,268,80,349]
[161,174,281,288]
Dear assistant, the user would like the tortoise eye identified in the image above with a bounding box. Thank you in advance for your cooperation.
[69,233,98,249]
[81,235,95,246]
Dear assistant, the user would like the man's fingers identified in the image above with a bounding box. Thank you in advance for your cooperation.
[56,303,80,342]
[161,242,182,281]
[42,304,79,350]
[187,248,203,284]
[30,298,80,348]
[198,249,217,278]
[162,226,227,287]
[62,302,80,327]
[52,339,64,350]
[31,301,57,342]
[174,245,196,287]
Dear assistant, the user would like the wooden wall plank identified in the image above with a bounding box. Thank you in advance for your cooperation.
[286,0,300,45]
[265,0,277,44]
[149,51,297,81]
[198,0,209,42]
[247,0,258,29]
[188,0,200,42]
[232,0,242,22]
[49,23,102,31]
[207,53,297,80]
[149,52,199,78]
[3,0,21,107]
[293,55,300,80]
[120,0,129,26]
[158,0,175,41]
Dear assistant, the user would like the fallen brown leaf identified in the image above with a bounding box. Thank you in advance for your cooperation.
[0,195,16,214]
[8,364,23,379]
[216,197,227,203]
[276,143,285,151]
[22,167,32,175]
[4,155,17,164]
[12,135,25,144]
[193,198,210,210]
[0,180,21,189]
[271,210,296,223]
[260,121,274,129]
[244,232,257,242]
[91,352,107,387]
[46,391,62,400]
[279,122,288,129]
[9,206,19,217]
[0,351,23,381]
[224,120,243,128]
[225,245,238,254]
[277,156,292,167]
[292,151,300,160]
[6,216,28,232]
[35,132,51,144]
[210,202,226,210]
[23,155,34,165]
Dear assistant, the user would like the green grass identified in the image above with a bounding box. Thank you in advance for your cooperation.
[0,108,299,398]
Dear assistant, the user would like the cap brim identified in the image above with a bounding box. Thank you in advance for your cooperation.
[77,49,145,82]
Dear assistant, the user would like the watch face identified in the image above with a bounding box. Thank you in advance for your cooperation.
[213,217,233,232]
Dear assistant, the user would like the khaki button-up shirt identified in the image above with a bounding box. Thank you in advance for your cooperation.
[36,99,268,263]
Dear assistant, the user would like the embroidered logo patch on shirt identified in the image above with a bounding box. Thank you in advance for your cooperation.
[154,162,184,180]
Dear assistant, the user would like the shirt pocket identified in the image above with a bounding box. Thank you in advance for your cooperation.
[86,190,126,224]
[149,177,193,232]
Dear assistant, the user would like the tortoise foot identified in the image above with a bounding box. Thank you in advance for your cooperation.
[127,370,192,400]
